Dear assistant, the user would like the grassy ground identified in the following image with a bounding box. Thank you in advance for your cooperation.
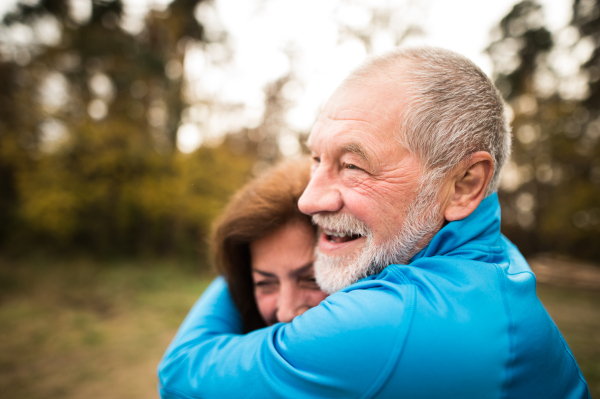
[0,258,598,398]
[0,258,213,399]
[537,284,600,397]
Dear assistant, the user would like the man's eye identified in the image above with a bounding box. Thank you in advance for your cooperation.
[344,163,361,170]
[312,156,321,163]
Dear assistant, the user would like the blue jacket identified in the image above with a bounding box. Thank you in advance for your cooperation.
[158,194,590,398]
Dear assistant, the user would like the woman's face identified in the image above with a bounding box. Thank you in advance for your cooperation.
[250,220,328,325]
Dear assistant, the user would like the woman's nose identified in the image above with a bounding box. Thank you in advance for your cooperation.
[276,286,307,323]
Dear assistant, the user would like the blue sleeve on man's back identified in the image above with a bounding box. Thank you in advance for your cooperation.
[158,275,416,399]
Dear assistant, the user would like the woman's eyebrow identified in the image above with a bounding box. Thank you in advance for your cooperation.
[291,262,315,277]
[252,269,277,278]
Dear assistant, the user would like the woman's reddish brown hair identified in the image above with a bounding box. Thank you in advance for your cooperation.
[211,157,315,333]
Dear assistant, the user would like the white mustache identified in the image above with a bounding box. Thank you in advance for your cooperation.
[312,213,371,238]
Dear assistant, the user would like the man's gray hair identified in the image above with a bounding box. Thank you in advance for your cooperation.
[345,47,512,197]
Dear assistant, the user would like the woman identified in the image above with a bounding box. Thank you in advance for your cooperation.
[211,157,328,333]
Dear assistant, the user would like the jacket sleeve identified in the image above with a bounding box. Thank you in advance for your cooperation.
[158,276,415,399]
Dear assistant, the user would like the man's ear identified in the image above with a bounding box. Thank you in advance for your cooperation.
[444,151,494,222]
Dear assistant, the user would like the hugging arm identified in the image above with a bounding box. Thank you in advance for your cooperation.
[158,277,414,399]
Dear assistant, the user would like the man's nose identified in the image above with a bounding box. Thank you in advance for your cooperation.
[298,163,342,215]
[276,285,308,324]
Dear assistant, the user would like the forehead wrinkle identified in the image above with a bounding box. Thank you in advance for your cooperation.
[327,106,388,123]
[309,85,404,162]
[310,120,398,172]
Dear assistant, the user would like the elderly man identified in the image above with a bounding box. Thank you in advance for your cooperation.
[158,48,590,398]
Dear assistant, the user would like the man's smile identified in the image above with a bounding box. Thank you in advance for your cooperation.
[318,229,366,255]
[323,229,363,243]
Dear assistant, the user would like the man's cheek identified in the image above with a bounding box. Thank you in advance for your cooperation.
[342,189,386,224]
[343,174,374,193]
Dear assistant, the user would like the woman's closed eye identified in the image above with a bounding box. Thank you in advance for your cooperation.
[254,280,278,293]
[299,276,321,290]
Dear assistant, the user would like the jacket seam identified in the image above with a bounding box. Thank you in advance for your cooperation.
[527,270,590,394]
[495,267,589,398]
[505,270,534,277]
[495,264,514,399]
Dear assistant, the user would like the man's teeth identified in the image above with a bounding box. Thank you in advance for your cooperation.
[324,229,354,238]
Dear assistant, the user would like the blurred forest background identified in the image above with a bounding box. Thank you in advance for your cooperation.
[0,0,599,397]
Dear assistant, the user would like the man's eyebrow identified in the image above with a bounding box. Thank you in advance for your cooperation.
[341,142,371,163]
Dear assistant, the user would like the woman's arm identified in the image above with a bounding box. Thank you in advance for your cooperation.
[158,276,415,399]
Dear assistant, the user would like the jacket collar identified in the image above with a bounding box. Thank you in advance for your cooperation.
[409,192,502,263]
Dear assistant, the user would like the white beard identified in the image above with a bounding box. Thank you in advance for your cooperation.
[312,187,442,294]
